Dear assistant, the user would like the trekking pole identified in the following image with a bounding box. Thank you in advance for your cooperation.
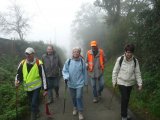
[86,85,88,94]
[107,85,117,110]
[63,82,67,114]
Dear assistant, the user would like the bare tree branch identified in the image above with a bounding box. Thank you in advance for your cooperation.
[0,3,30,40]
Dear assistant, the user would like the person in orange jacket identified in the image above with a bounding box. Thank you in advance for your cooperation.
[85,40,105,103]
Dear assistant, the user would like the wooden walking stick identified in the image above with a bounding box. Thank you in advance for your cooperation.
[107,85,117,110]
[63,82,67,114]
[16,87,18,120]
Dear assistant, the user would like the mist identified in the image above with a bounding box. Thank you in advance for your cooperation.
[0,0,95,57]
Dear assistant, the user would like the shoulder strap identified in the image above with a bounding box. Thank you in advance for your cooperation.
[119,56,124,67]
[119,56,136,68]
[21,59,26,65]
[68,59,71,66]
[80,58,84,73]
[80,58,83,64]
[36,58,40,66]
[67,58,84,72]
[133,57,136,68]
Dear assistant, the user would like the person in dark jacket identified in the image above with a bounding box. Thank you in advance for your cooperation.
[42,45,63,103]
[15,47,48,120]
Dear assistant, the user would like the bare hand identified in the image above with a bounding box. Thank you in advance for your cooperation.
[15,80,20,87]
[138,85,142,91]
[113,84,116,88]
[43,91,48,96]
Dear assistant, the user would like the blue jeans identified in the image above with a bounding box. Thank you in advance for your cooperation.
[90,75,104,98]
[69,87,83,112]
[47,77,59,99]
[27,87,41,113]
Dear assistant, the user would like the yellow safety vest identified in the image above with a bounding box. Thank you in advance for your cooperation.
[22,59,42,91]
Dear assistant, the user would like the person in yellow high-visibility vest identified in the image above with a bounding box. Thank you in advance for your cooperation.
[15,47,48,120]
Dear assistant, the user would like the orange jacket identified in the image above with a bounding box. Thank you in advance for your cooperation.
[87,49,105,72]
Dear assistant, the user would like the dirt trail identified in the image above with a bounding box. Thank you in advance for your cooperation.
[37,80,138,120]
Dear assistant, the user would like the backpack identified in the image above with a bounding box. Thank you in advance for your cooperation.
[119,56,136,68]
[67,58,84,72]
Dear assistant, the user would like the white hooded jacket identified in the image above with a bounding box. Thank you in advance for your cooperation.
[112,55,142,87]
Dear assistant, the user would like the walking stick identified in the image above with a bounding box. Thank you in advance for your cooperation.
[107,85,117,110]
[63,82,67,114]
[86,85,88,94]
[15,87,18,120]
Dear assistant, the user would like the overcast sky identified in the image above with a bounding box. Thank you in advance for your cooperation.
[0,0,94,53]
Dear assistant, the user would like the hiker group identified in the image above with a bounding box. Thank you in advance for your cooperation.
[15,40,142,120]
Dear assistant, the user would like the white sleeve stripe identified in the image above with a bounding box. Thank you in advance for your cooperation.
[17,62,22,70]
[15,74,18,81]
[41,65,47,89]
[15,62,23,81]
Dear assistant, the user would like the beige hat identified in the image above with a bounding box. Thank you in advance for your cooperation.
[25,47,35,54]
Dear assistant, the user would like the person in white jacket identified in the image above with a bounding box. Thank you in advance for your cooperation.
[112,44,142,120]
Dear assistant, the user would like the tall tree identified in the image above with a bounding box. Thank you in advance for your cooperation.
[0,3,30,40]
[71,3,106,53]
[94,0,121,25]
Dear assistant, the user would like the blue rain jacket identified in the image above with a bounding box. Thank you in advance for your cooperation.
[62,58,87,88]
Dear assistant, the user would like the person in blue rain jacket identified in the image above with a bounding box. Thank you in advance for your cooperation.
[62,47,87,120]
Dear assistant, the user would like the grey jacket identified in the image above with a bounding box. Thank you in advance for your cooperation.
[42,52,63,77]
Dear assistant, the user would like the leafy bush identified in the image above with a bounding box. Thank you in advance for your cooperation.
[105,58,160,120]
[0,39,66,120]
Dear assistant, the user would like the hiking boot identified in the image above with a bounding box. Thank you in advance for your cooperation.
[93,98,98,103]
[36,112,40,118]
[122,117,127,120]
[78,112,84,120]
[127,115,131,120]
[72,107,77,116]
[98,94,102,100]
[56,93,59,98]
[31,112,36,120]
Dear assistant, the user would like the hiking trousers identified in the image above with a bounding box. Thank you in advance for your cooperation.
[90,75,104,98]
[69,87,83,112]
[47,77,59,99]
[27,87,41,113]
[119,85,132,118]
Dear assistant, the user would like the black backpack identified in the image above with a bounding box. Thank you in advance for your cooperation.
[119,56,136,68]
